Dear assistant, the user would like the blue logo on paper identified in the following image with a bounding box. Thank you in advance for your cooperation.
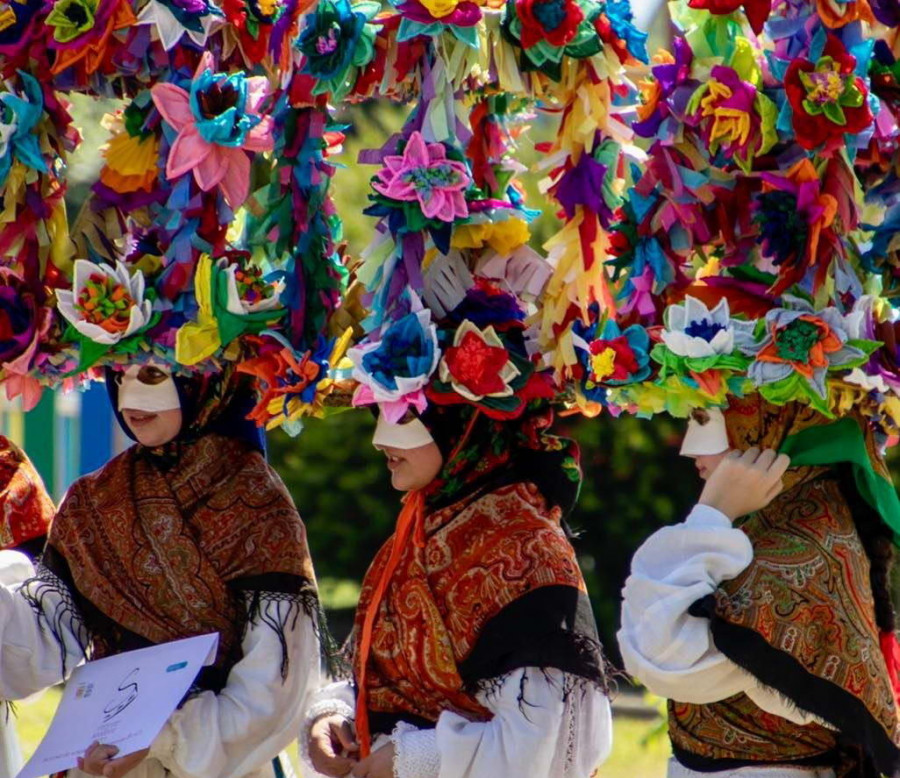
[166,661,188,673]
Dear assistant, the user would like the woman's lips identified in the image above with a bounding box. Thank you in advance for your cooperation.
[386,454,403,471]
[123,410,159,426]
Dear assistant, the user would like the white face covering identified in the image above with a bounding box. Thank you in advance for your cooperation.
[116,364,181,413]
[372,413,435,450]
[680,407,729,457]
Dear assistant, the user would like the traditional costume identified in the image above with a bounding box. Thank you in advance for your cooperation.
[301,258,613,778]
[0,368,324,778]
[619,396,900,778]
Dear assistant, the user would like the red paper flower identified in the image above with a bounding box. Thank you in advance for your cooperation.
[783,35,873,155]
[514,0,584,50]
[687,0,770,34]
[439,320,520,401]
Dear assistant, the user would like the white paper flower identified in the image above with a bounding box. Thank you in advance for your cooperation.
[136,0,224,50]
[221,261,284,316]
[56,260,153,345]
[661,296,755,358]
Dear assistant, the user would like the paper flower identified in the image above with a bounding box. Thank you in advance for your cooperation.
[687,0,771,33]
[238,330,352,433]
[513,0,584,50]
[135,0,224,50]
[393,0,482,45]
[151,52,274,209]
[348,305,440,421]
[634,39,693,138]
[372,132,471,223]
[45,0,136,75]
[0,72,47,188]
[176,254,285,366]
[686,65,777,174]
[661,297,756,358]
[746,304,867,400]
[0,269,51,396]
[56,260,153,346]
[0,0,43,55]
[438,319,520,402]
[572,318,651,403]
[297,0,379,97]
[783,36,873,155]
[99,105,160,194]
[753,159,839,295]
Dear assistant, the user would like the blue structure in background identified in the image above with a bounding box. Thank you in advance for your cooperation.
[0,385,120,500]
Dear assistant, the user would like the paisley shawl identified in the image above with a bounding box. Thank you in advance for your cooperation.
[36,432,316,680]
[680,396,900,775]
[353,481,603,743]
[0,435,52,550]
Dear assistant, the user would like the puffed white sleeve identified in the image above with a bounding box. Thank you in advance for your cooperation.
[147,595,321,778]
[389,668,611,778]
[0,555,89,698]
[616,505,822,725]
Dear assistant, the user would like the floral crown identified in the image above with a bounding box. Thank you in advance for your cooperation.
[563,0,900,438]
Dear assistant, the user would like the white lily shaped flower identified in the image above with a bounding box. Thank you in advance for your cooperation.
[662,296,755,358]
[221,261,284,316]
[57,260,153,345]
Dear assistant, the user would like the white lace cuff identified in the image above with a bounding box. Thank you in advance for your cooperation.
[299,696,356,769]
[392,721,439,778]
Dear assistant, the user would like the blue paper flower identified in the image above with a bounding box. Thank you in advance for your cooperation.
[0,72,47,188]
[572,317,652,403]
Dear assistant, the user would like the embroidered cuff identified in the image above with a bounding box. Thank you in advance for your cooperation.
[299,697,356,768]
[392,722,439,778]
[686,504,732,528]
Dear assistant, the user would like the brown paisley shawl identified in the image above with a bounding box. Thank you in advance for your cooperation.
[353,480,601,743]
[37,432,316,678]
[677,395,900,775]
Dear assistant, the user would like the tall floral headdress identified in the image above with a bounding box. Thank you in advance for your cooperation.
[578,0,900,438]
[0,0,349,416]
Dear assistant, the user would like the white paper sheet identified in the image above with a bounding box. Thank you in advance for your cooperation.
[17,632,219,778]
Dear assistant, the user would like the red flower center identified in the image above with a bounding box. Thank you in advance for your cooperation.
[444,331,511,396]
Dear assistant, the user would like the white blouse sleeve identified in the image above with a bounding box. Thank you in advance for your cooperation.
[617,504,821,725]
[391,668,611,778]
[0,563,89,698]
[148,597,321,778]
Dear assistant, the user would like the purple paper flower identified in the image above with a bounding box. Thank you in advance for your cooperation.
[372,131,471,222]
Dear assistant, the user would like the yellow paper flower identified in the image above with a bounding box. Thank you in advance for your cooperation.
[418,0,459,18]
[100,131,160,194]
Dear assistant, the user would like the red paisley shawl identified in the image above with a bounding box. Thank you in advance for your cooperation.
[45,433,315,669]
[353,481,587,747]
[0,436,52,548]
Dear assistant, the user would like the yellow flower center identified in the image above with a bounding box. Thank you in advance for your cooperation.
[806,65,844,104]
[590,347,618,381]
[419,0,459,18]
[700,80,751,147]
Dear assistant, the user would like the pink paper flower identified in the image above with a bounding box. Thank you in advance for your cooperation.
[372,131,471,222]
[151,52,274,208]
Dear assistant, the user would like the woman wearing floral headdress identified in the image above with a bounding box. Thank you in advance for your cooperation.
[0,362,325,778]
[301,294,611,778]
[619,395,900,778]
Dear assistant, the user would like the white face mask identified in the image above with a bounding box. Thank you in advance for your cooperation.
[116,365,181,413]
[372,414,435,450]
[680,407,729,457]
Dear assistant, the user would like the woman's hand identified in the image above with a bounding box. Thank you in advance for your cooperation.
[308,714,359,777]
[699,447,791,520]
[77,742,149,777]
[351,742,394,778]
